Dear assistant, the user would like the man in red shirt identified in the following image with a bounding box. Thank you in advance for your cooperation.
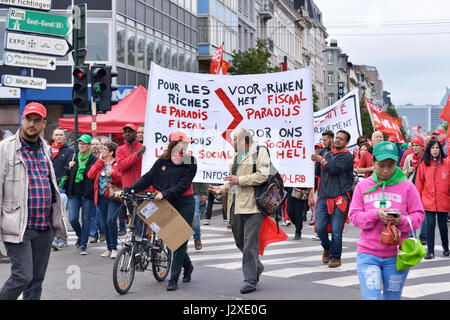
[115,124,149,236]
[116,124,146,188]
[356,131,384,178]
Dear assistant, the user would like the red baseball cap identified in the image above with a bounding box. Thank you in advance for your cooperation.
[388,136,397,143]
[122,123,138,131]
[433,128,446,136]
[411,136,425,147]
[169,130,193,143]
[23,102,46,118]
[315,142,324,148]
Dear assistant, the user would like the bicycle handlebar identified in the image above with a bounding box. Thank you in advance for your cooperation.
[121,191,156,201]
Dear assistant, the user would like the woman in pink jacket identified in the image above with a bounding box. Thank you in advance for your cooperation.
[349,141,424,300]
[415,139,450,259]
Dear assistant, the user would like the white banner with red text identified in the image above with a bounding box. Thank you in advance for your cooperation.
[313,88,362,150]
[142,63,315,187]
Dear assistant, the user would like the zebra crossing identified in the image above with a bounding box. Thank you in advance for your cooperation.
[188,225,450,299]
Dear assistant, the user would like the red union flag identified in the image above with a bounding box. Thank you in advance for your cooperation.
[439,94,450,138]
[210,46,229,75]
[364,97,405,143]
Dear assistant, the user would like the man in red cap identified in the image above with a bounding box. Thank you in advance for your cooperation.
[0,102,66,299]
[116,123,147,188]
[387,135,404,166]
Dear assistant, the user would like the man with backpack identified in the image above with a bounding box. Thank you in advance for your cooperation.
[311,130,354,268]
[209,128,270,294]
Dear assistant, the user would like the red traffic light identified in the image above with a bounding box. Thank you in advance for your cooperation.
[73,67,87,79]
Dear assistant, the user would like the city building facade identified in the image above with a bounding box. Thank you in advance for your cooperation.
[324,39,348,107]
[197,0,238,73]
[0,0,198,137]
[396,104,445,133]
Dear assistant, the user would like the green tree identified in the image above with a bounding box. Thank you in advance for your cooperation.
[360,98,374,138]
[312,85,320,112]
[228,39,280,75]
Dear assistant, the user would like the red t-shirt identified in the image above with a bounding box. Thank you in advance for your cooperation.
[357,150,373,178]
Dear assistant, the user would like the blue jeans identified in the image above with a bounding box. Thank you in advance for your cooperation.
[192,195,201,240]
[68,195,95,248]
[97,195,122,251]
[357,253,409,300]
[315,195,348,259]
[425,211,449,253]
[419,212,427,240]
[90,207,104,239]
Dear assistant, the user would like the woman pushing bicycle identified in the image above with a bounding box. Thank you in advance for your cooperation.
[120,130,197,291]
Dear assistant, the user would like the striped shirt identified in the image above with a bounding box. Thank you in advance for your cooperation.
[20,136,52,230]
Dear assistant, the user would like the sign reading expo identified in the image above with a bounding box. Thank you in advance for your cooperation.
[5,31,72,57]
[142,62,315,188]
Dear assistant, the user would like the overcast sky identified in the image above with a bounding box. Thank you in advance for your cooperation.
[314,0,450,106]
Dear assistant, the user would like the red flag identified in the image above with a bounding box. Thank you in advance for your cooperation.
[439,94,450,137]
[259,216,287,255]
[210,46,229,75]
[364,97,405,143]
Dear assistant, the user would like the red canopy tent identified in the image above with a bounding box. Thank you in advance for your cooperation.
[58,85,148,134]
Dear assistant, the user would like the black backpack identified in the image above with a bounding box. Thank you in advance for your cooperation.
[252,145,287,223]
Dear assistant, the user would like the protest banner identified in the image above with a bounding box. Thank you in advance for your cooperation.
[142,62,315,187]
[313,89,361,150]
[364,97,405,143]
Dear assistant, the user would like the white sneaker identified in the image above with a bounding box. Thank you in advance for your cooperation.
[110,250,117,259]
[101,250,111,257]
[203,219,210,225]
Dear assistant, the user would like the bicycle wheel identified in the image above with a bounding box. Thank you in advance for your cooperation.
[112,246,135,294]
[151,237,172,282]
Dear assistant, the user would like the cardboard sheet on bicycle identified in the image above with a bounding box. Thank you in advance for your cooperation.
[137,199,193,252]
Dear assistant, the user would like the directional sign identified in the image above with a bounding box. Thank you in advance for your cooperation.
[3,51,56,71]
[1,74,47,90]
[7,8,72,37]
[5,31,73,57]
[0,0,51,11]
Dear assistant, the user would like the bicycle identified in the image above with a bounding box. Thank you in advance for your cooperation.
[112,191,172,295]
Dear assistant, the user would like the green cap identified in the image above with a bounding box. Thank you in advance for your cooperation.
[373,141,398,162]
[78,134,92,144]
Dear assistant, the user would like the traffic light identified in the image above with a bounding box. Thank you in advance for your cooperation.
[72,65,89,113]
[91,65,118,112]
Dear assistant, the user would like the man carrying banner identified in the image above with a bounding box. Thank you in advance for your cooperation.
[208,128,270,294]
[311,130,354,268]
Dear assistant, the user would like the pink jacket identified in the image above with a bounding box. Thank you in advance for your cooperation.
[349,177,424,258]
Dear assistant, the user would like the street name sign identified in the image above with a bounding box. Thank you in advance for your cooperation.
[0,0,51,11]
[7,8,72,37]
[5,31,73,57]
[3,51,56,70]
[1,74,47,90]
